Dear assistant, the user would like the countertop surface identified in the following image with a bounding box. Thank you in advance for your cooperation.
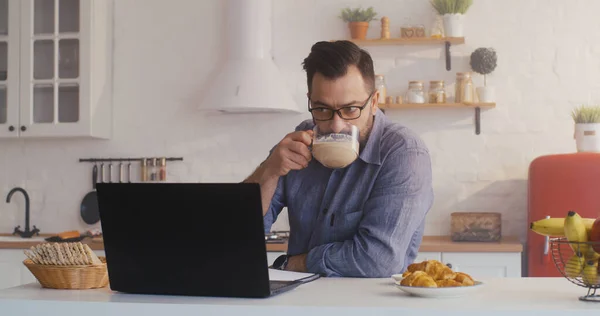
[0,277,595,315]
[0,234,522,253]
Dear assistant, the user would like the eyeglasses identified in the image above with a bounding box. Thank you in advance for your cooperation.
[308,93,373,121]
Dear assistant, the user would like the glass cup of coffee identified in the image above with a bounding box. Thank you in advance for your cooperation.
[311,124,360,169]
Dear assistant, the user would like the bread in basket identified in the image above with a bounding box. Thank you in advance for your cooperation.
[23,242,109,289]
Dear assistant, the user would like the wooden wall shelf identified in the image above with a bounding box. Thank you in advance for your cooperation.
[379,103,495,135]
[343,37,465,46]
[332,37,465,71]
[379,102,495,109]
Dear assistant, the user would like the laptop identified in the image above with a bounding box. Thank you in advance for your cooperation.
[95,182,318,298]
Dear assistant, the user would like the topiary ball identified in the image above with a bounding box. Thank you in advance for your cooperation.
[470,48,497,75]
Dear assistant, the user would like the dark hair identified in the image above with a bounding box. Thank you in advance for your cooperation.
[302,40,375,95]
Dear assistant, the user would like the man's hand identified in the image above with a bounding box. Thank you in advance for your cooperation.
[285,253,307,272]
[263,130,313,178]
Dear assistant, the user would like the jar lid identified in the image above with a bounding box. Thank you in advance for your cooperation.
[376,74,384,79]
[430,80,444,84]
[408,80,423,84]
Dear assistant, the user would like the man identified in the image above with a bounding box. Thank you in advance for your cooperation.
[244,40,433,278]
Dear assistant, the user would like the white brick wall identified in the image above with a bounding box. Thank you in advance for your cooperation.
[0,0,591,243]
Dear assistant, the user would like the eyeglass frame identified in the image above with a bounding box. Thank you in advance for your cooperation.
[307,92,375,121]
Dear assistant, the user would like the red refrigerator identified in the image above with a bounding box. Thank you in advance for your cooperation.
[528,152,600,277]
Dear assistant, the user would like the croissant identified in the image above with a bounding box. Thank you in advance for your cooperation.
[407,260,455,280]
[407,261,427,273]
[425,261,456,280]
[435,279,463,287]
[400,271,437,287]
[452,272,475,286]
[400,260,476,288]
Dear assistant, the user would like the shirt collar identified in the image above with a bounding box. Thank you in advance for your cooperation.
[358,107,385,165]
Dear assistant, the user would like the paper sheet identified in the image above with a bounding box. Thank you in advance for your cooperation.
[268,268,320,282]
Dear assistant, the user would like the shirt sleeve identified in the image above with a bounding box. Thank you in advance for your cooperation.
[263,176,286,234]
[305,147,434,277]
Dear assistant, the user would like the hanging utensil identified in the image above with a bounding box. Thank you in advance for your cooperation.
[80,164,100,225]
[108,162,113,183]
[128,162,132,183]
[119,162,124,183]
[99,162,104,184]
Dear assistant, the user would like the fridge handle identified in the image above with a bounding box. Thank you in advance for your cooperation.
[543,215,550,255]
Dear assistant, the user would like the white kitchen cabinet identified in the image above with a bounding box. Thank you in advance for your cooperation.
[267,251,284,266]
[0,0,113,139]
[411,252,522,279]
[0,250,37,290]
[414,251,442,263]
[440,252,522,278]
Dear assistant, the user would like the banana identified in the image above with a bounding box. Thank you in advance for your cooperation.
[581,259,600,286]
[530,217,594,237]
[564,211,589,256]
[584,246,600,261]
[565,254,586,278]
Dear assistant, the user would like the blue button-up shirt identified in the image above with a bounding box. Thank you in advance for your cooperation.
[264,108,434,278]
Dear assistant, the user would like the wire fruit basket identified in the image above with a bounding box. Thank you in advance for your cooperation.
[550,237,600,302]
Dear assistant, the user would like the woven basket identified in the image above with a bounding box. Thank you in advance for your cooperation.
[23,256,109,289]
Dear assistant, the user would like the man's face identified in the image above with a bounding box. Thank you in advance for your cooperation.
[308,65,378,146]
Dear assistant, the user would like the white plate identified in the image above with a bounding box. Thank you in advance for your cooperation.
[394,280,484,298]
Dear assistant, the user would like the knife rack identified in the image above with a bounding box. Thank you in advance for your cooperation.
[78,157,184,183]
[78,157,183,163]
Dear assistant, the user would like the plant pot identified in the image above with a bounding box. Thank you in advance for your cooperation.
[349,22,369,40]
[442,13,464,37]
[476,86,495,103]
[574,123,600,152]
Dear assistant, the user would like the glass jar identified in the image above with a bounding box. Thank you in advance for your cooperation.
[430,16,444,38]
[405,81,425,104]
[428,80,446,103]
[414,24,425,37]
[375,75,387,104]
[455,72,475,103]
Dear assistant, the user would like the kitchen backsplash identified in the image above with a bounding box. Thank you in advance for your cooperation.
[0,0,592,243]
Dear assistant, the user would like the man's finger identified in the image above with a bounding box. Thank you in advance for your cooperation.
[289,131,313,147]
[289,141,312,162]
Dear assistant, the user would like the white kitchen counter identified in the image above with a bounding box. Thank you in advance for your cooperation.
[0,278,598,315]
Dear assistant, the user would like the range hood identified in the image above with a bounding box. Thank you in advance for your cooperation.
[199,0,302,113]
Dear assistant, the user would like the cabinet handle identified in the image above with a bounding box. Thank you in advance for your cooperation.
[446,263,452,268]
[8,125,14,132]
[20,126,26,132]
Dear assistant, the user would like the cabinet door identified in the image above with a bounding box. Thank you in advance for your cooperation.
[19,0,91,137]
[267,251,285,266]
[0,250,37,289]
[0,0,20,138]
[414,252,442,263]
[441,252,522,279]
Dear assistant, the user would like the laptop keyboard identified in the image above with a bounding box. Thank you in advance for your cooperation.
[269,280,302,295]
[269,280,291,291]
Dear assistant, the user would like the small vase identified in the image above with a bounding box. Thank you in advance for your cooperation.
[442,13,464,37]
[349,22,369,40]
[574,123,600,152]
[476,86,495,103]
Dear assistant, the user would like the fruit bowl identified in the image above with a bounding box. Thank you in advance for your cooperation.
[550,237,600,302]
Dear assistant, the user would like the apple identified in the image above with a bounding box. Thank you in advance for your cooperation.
[590,217,600,254]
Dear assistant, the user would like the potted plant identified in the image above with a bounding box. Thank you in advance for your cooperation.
[339,7,378,40]
[430,0,473,37]
[572,105,600,152]
[470,47,498,103]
